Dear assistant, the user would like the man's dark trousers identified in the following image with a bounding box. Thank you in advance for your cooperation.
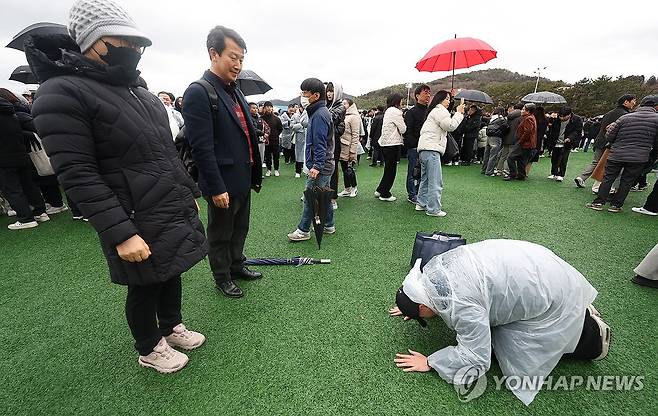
[206,192,251,283]
[594,160,644,207]
[507,145,531,179]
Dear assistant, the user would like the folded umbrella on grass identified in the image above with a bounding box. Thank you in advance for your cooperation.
[245,257,331,266]
[303,186,333,249]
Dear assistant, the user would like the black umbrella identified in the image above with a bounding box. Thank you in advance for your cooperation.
[237,70,272,96]
[245,257,331,266]
[9,66,37,84]
[454,89,493,105]
[302,186,333,249]
[6,22,68,51]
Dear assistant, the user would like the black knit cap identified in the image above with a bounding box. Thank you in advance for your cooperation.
[395,287,427,327]
[640,95,658,107]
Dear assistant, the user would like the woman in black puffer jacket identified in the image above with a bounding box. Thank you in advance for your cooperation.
[26,22,207,373]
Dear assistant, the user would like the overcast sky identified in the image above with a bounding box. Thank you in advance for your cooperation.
[2,0,658,102]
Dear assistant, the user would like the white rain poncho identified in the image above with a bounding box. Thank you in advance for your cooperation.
[402,239,598,405]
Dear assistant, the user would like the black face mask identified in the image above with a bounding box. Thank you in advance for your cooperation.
[97,41,142,72]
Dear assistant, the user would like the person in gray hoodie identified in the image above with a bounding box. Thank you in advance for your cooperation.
[496,103,523,175]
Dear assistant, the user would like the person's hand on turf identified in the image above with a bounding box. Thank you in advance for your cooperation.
[389,307,411,321]
[116,235,151,263]
[395,350,431,372]
[212,192,230,209]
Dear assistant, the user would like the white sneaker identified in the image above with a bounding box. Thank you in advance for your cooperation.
[379,196,397,202]
[374,191,381,198]
[46,205,68,215]
[274,170,280,177]
[34,213,50,223]
[426,210,447,217]
[7,209,16,217]
[632,207,658,216]
[331,200,338,210]
[164,323,206,350]
[138,338,189,374]
[447,162,453,166]
[262,163,266,168]
[547,175,556,180]
[7,221,38,230]
[323,226,336,234]
[337,188,352,197]
[556,176,564,182]
[287,229,311,241]
[349,187,358,198]
[265,170,271,177]
[294,173,301,178]
[574,177,585,188]
[415,204,426,211]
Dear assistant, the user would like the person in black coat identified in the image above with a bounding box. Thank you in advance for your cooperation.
[369,106,385,166]
[27,3,207,374]
[0,97,47,229]
[460,105,482,165]
[546,107,583,181]
[182,26,263,299]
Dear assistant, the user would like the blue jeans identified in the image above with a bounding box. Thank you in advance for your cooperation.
[416,150,443,214]
[406,147,419,199]
[298,173,335,233]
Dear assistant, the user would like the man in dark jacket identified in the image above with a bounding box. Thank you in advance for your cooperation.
[288,78,335,242]
[505,103,537,181]
[369,105,385,166]
[497,103,523,174]
[403,84,430,203]
[182,25,263,299]
[575,94,635,188]
[0,97,48,229]
[261,101,282,177]
[29,0,207,374]
[587,96,658,212]
[460,105,482,165]
[547,107,583,181]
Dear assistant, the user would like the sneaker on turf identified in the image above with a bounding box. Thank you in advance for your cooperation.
[7,209,16,217]
[294,173,301,178]
[574,177,585,188]
[265,170,271,177]
[586,202,604,211]
[374,191,381,198]
[165,324,205,350]
[331,200,338,210]
[349,187,358,198]
[407,196,417,203]
[34,213,50,222]
[46,205,69,215]
[631,207,658,216]
[274,170,280,177]
[378,195,397,202]
[287,229,311,241]
[138,338,189,374]
[547,175,556,180]
[556,176,564,182]
[590,315,611,361]
[337,188,352,197]
[415,204,426,211]
[426,210,447,217]
[323,226,336,234]
[607,205,622,213]
[7,220,38,230]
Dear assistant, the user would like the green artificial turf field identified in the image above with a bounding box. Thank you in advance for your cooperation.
[1,152,657,416]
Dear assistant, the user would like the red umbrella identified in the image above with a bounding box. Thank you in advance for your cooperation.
[415,35,497,89]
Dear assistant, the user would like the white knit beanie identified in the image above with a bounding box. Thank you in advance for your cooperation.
[68,0,152,53]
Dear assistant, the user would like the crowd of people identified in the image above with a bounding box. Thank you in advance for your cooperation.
[2,0,657,398]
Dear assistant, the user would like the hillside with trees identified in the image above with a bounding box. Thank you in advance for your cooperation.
[354,69,658,117]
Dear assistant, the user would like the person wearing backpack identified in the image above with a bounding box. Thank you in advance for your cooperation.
[481,107,508,176]
[182,25,263,299]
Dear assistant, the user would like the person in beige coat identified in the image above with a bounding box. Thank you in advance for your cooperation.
[375,93,407,201]
[633,243,658,288]
[337,99,361,197]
